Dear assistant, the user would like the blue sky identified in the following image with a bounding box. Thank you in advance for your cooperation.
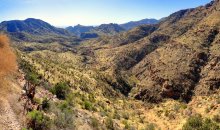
[0,0,212,26]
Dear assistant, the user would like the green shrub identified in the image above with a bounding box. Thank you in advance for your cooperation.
[105,117,114,130]
[42,98,50,111]
[22,128,33,130]
[50,82,70,99]
[113,110,121,120]
[54,109,74,129]
[26,72,40,85]
[49,102,75,129]
[20,60,41,85]
[58,101,72,111]
[123,120,132,130]
[182,114,220,130]
[122,112,129,120]
[90,117,99,129]
[66,93,74,107]
[33,98,41,104]
[27,110,51,130]
[84,101,93,111]
[145,123,156,130]
[202,118,220,130]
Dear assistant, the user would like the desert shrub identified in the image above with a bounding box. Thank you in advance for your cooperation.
[145,123,156,130]
[33,97,41,104]
[182,114,220,130]
[50,82,70,99]
[105,117,114,130]
[113,110,121,120]
[53,110,74,129]
[213,114,220,123]
[66,93,74,107]
[90,117,99,129]
[84,101,93,110]
[20,60,41,85]
[58,101,72,111]
[26,71,40,85]
[42,98,50,111]
[202,119,220,130]
[123,120,135,130]
[205,107,211,113]
[27,110,51,130]
[122,112,130,120]
[216,97,220,104]
[173,103,187,112]
[50,102,75,129]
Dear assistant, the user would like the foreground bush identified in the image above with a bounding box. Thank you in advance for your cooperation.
[182,114,220,130]
[50,101,75,129]
[50,82,70,99]
[26,71,40,85]
[105,117,114,130]
[27,110,51,130]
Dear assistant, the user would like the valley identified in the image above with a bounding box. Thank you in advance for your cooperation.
[1,0,220,130]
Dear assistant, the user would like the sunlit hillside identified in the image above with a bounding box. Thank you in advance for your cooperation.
[1,0,220,130]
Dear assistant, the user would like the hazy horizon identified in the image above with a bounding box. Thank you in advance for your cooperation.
[1,0,212,26]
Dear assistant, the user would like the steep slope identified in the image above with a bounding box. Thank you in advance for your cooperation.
[77,0,220,103]
[131,0,220,102]
[120,18,158,30]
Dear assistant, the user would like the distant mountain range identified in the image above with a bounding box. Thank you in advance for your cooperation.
[66,23,125,38]
[0,18,158,41]
[0,18,69,35]
[0,18,76,42]
[120,18,158,30]
[66,24,94,37]
[66,18,159,38]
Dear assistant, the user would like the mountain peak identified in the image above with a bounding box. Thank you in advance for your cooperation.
[24,18,42,21]
[0,18,71,42]
[120,18,158,30]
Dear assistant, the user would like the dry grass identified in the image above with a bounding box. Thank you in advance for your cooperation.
[0,34,17,77]
[0,34,17,95]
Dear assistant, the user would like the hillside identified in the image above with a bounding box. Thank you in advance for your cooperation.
[3,0,220,129]
[79,0,220,103]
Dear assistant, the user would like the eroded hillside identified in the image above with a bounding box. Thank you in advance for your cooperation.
[5,0,220,129]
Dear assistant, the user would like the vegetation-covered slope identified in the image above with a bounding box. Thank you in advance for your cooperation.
[76,0,220,103]
[4,0,220,129]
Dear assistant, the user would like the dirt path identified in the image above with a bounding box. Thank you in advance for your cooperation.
[0,97,21,130]
[0,72,25,130]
